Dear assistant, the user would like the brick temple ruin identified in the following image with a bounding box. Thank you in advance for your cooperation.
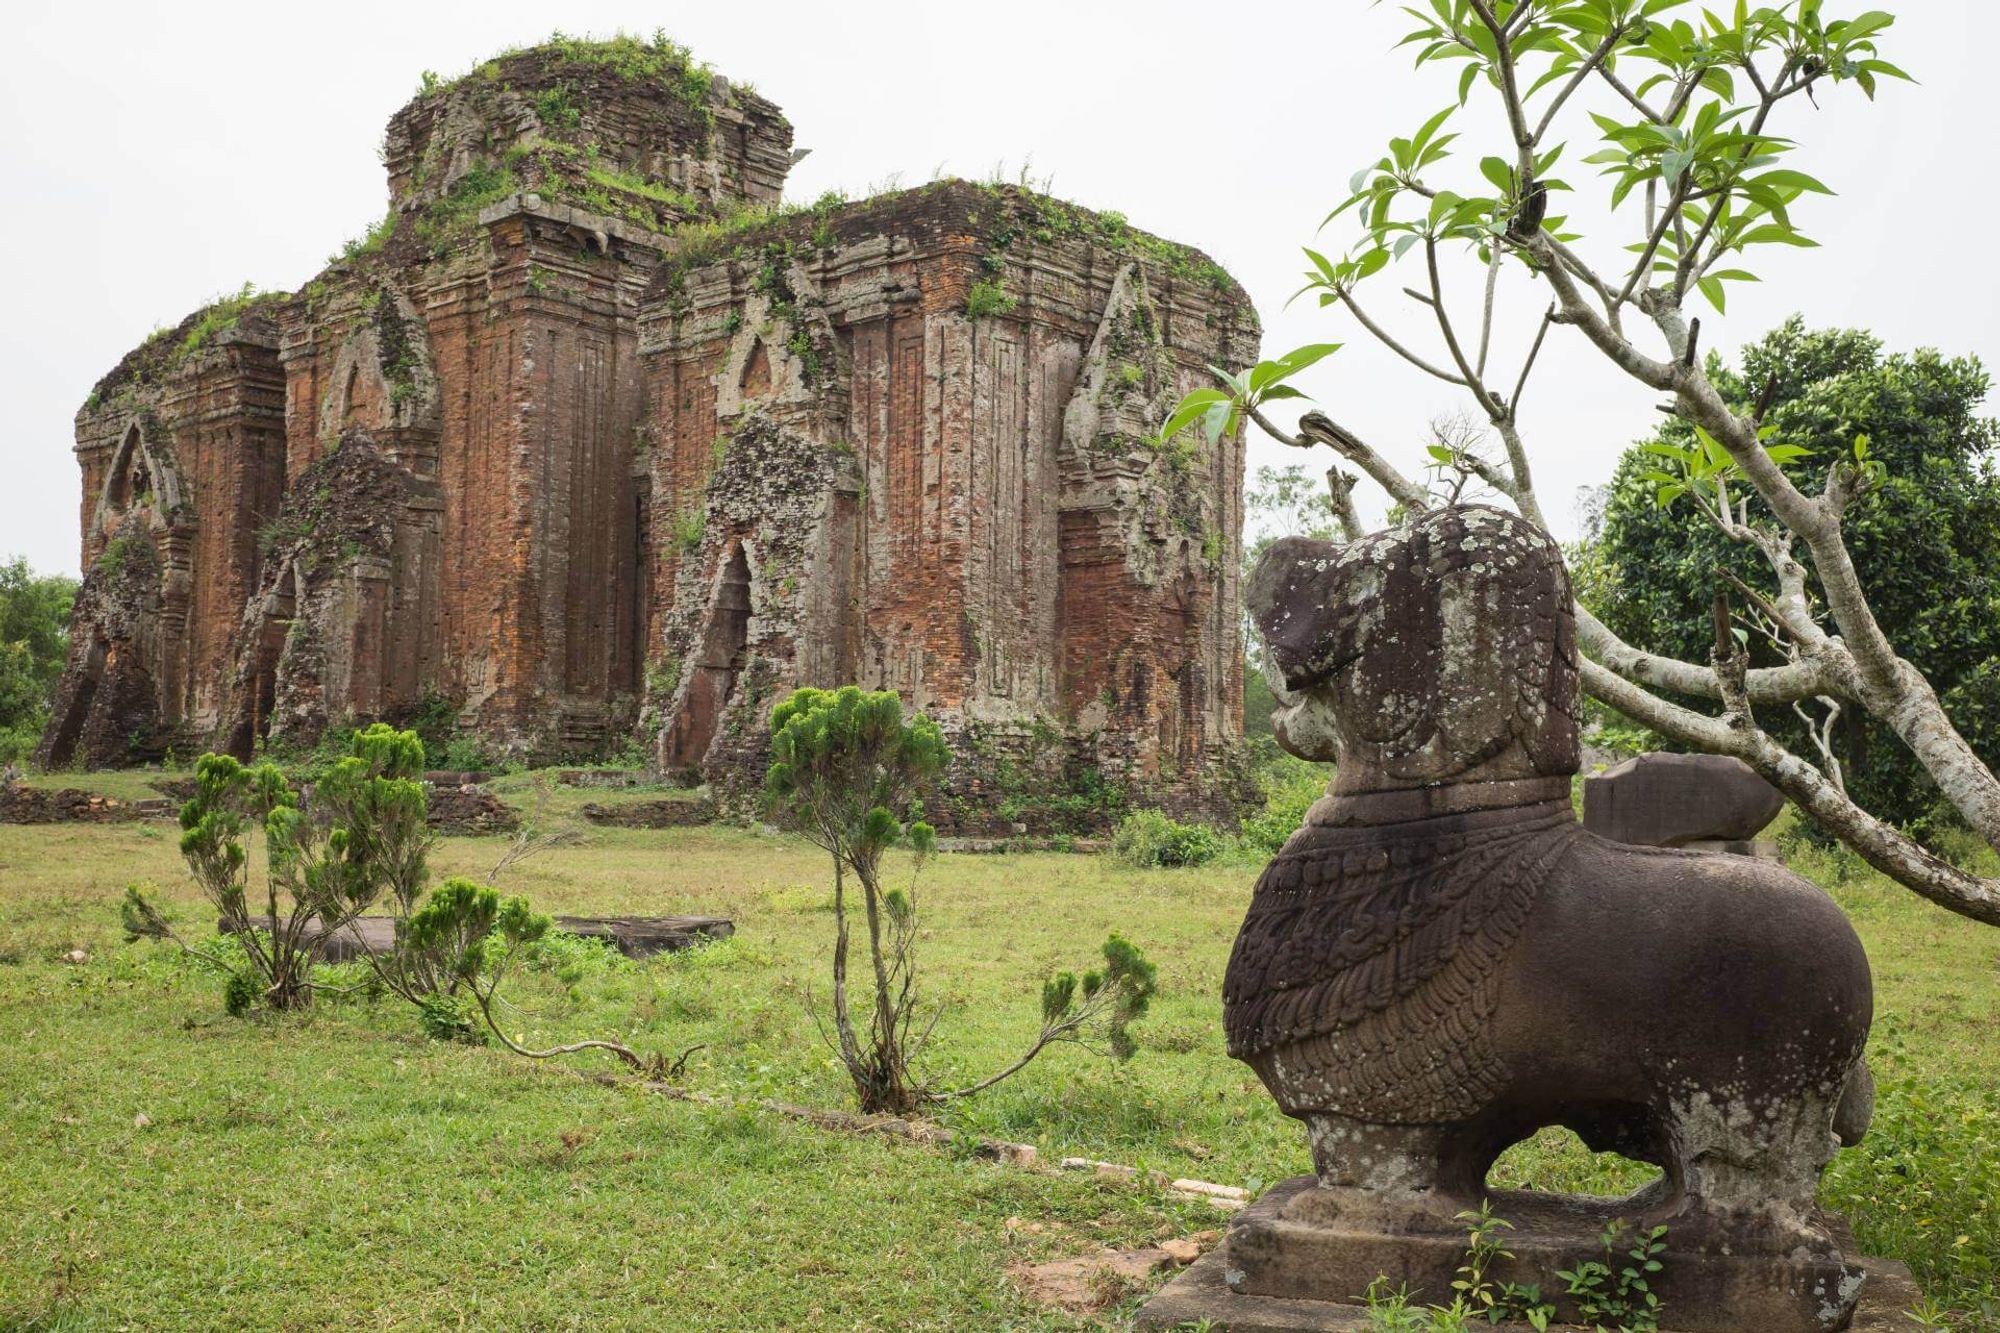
[39,36,1258,827]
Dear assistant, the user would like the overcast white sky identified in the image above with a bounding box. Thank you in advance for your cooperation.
[3,0,1992,577]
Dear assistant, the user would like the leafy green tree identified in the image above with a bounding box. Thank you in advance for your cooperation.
[0,557,77,765]
[1173,1,2000,924]
[125,724,432,1011]
[1586,320,2000,832]
[765,686,1157,1113]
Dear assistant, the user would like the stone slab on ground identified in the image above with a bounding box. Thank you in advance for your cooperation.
[556,769,653,789]
[1013,1236,1217,1315]
[425,785,521,835]
[229,913,733,961]
[937,837,1109,855]
[580,799,715,828]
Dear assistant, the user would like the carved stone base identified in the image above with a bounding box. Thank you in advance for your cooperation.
[1135,1177,1926,1333]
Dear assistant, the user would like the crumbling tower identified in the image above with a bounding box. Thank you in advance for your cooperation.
[42,36,1257,827]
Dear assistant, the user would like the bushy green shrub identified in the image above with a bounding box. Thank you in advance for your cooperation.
[1111,809,1225,868]
[1240,755,1329,854]
[415,991,481,1044]
[767,684,1159,1113]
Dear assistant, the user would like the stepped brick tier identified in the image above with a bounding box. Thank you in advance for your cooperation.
[1141,507,1897,1333]
[0,783,170,825]
[38,37,1256,830]
[580,798,715,828]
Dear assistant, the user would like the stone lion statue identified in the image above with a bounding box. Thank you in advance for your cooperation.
[1229,505,1873,1274]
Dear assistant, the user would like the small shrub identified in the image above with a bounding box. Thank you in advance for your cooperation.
[1111,809,1225,868]
[534,83,582,130]
[133,725,432,1014]
[401,878,651,1068]
[416,991,481,1044]
[965,279,1016,319]
[767,685,1158,1113]
[221,968,261,1018]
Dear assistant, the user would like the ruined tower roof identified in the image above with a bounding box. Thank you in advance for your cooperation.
[647,178,1256,317]
[83,286,286,417]
[382,35,794,234]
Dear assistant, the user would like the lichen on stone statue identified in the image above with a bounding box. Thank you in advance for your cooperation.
[1141,505,1897,1333]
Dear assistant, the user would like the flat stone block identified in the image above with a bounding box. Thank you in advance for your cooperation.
[229,913,732,962]
[1135,1177,1928,1333]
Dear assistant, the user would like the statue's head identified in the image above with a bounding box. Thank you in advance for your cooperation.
[1247,504,1579,793]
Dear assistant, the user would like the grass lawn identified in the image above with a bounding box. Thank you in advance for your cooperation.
[0,787,1994,1330]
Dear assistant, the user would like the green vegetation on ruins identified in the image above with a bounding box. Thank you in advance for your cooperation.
[653,179,1240,314]
[83,283,288,413]
[412,31,729,133]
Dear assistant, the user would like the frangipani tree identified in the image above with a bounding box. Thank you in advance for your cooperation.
[1173,1,2000,925]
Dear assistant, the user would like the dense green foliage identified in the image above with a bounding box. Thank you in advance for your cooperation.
[1239,753,1330,854]
[1110,809,1226,869]
[147,726,432,1011]
[765,686,947,858]
[1583,320,2000,833]
[0,557,77,764]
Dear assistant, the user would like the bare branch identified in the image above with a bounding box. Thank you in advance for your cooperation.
[1425,239,1505,418]
[1292,410,1431,514]
[1575,603,1833,705]
[1532,27,1626,142]
[1326,468,1366,542]
[1508,306,1555,413]
[1336,287,1469,387]
[1581,656,2000,926]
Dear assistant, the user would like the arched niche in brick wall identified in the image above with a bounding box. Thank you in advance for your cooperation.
[315,287,442,449]
[93,419,185,544]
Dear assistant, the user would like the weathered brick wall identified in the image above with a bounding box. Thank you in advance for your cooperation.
[637,182,1258,827]
[41,307,286,767]
[43,44,1257,821]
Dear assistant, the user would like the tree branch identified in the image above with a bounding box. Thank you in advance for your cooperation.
[1335,287,1470,387]
[1290,410,1431,514]
[1580,657,2000,926]
[1426,239,1505,418]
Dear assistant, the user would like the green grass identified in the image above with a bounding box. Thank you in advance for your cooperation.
[16,766,188,804]
[0,793,1995,1329]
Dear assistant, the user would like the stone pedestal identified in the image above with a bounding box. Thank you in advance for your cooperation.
[1137,1177,1926,1333]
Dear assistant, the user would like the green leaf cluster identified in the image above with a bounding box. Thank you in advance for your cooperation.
[0,557,77,764]
[1038,933,1159,1061]
[765,685,946,864]
[1585,319,2000,833]
[1161,344,1340,449]
[402,876,550,985]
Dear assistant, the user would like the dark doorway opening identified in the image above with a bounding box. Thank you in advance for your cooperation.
[662,544,752,773]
